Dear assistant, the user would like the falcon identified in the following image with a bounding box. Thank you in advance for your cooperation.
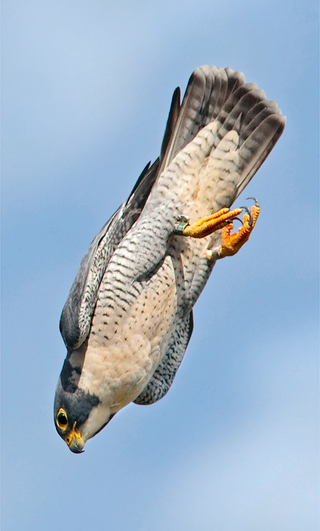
[54,65,285,453]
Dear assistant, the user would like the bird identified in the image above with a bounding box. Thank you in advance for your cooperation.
[54,65,285,453]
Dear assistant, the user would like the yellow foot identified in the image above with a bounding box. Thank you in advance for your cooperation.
[218,198,260,258]
[176,207,242,239]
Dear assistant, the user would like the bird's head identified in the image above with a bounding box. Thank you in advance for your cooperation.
[54,375,114,453]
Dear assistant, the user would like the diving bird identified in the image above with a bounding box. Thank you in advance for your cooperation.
[54,65,285,453]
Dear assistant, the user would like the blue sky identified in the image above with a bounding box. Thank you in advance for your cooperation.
[1,1,318,529]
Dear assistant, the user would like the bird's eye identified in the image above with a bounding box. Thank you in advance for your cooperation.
[56,408,68,430]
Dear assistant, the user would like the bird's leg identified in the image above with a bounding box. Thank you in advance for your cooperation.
[207,198,260,259]
[175,207,242,238]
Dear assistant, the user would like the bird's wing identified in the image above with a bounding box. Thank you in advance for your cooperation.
[133,311,193,405]
[59,160,161,350]
[59,86,185,352]
[59,87,184,351]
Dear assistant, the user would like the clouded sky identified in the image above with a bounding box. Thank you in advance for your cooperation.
[2,1,318,529]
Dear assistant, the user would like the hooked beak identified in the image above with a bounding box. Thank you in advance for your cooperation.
[65,422,85,453]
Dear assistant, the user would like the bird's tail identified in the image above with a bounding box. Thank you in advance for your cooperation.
[158,65,285,201]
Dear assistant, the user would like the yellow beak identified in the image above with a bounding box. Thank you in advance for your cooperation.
[65,422,85,453]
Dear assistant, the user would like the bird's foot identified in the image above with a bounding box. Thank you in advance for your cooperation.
[175,207,243,239]
[217,198,260,258]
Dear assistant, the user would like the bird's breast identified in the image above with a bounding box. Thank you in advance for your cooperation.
[78,252,180,410]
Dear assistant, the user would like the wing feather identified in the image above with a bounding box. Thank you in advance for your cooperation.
[60,161,160,350]
[134,311,193,405]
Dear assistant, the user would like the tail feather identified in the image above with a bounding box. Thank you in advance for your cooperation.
[157,65,285,203]
[237,114,285,196]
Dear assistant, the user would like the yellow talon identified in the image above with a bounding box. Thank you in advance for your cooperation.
[218,201,260,258]
[182,207,243,239]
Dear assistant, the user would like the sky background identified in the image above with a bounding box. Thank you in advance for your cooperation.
[1,1,319,530]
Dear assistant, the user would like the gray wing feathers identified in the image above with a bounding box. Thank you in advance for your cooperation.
[133,311,194,405]
[236,114,284,196]
[60,161,160,350]
[60,209,120,350]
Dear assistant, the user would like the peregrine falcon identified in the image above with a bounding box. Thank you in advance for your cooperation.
[54,65,285,453]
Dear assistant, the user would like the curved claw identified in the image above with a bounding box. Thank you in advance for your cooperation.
[239,206,253,226]
[217,197,260,259]
[246,197,260,209]
[231,216,244,225]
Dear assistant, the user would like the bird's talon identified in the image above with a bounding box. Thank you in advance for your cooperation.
[218,199,260,258]
[178,207,242,239]
[233,216,244,225]
[240,206,253,226]
[247,197,260,209]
